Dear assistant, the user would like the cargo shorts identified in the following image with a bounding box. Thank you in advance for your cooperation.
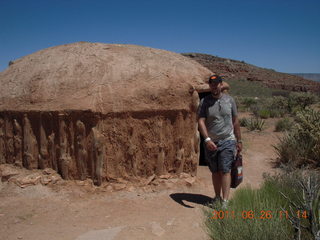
[204,139,236,173]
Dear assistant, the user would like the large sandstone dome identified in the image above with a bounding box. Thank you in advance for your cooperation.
[0,42,211,184]
[0,42,211,113]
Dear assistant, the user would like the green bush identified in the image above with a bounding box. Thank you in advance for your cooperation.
[249,98,273,118]
[252,96,289,118]
[288,92,317,113]
[246,118,265,131]
[275,118,293,132]
[234,96,247,112]
[234,89,317,117]
[204,171,320,240]
[274,109,320,168]
[249,93,318,118]
[271,96,289,108]
[258,109,271,119]
[242,97,258,109]
[239,117,249,127]
[250,104,260,117]
[243,97,258,106]
[270,96,290,113]
[269,109,286,118]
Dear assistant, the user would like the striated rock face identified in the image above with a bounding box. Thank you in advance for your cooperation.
[23,114,39,170]
[182,53,320,93]
[0,42,211,185]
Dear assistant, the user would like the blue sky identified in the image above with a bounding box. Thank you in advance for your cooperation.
[0,0,319,73]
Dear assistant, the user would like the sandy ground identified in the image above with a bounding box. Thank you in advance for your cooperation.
[0,115,283,240]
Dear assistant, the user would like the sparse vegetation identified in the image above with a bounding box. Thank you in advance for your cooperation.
[288,92,317,113]
[239,117,249,127]
[270,109,286,118]
[242,97,258,109]
[246,118,265,131]
[204,171,320,240]
[227,79,291,100]
[258,109,271,119]
[272,90,290,98]
[275,118,293,132]
[204,188,292,240]
[279,171,320,240]
[274,109,320,168]
[228,79,275,98]
[235,89,318,121]
[249,97,288,119]
[270,96,290,112]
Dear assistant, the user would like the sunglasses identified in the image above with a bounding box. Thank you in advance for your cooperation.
[208,75,222,84]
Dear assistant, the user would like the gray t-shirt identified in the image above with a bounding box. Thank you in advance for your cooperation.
[198,94,237,142]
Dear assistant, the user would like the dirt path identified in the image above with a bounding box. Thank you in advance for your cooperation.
[0,116,283,240]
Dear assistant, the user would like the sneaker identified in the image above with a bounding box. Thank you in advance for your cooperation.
[221,199,229,209]
[211,196,222,203]
[208,196,222,207]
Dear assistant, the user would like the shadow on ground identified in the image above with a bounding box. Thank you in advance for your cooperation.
[169,193,213,208]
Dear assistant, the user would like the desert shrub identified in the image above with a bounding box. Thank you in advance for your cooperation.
[269,171,320,240]
[270,96,290,113]
[288,92,317,112]
[254,96,290,118]
[272,90,290,98]
[236,94,290,117]
[234,96,247,112]
[239,117,249,127]
[250,104,260,117]
[246,118,265,131]
[236,97,261,112]
[242,97,258,109]
[274,109,320,168]
[204,171,320,240]
[275,118,293,132]
[269,109,285,118]
[228,79,273,98]
[258,109,271,119]
[250,93,318,118]
[250,98,273,118]
[204,174,293,240]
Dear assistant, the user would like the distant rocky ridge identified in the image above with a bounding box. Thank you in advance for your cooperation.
[182,53,320,93]
[293,73,320,82]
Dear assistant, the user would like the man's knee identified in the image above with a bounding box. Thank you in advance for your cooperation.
[212,172,220,177]
[214,171,228,176]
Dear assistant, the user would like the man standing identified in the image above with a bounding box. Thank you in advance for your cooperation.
[198,75,242,208]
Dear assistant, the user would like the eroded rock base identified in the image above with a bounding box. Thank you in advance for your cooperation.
[0,110,199,185]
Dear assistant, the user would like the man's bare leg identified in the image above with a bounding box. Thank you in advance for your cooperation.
[221,172,231,200]
[212,172,222,198]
